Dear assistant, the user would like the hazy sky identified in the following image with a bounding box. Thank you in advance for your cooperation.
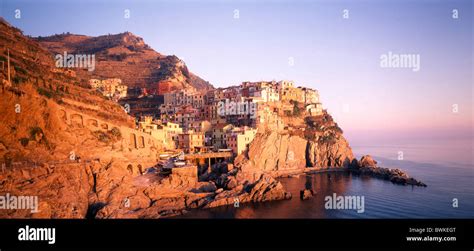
[1,0,472,143]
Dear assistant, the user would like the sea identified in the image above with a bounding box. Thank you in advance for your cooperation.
[176,138,474,218]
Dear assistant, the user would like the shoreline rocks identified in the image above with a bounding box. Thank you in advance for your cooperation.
[0,153,427,219]
[350,155,427,187]
[205,173,292,209]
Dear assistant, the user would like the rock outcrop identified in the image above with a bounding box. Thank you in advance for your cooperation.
[205,173,292,209]
[305,136,354,168]
[91,164,292,218]
[350,155,427,187]
[358,155,378,168]
[235,112,356,178]
[237,131,307,174]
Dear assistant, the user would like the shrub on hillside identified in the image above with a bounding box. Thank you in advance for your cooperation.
[109,127,122,139]
[290,100,302,116]
[19,137,29,147]
[93,128,122,144]
[319,134,337,144]
[14,65,28,75]
[37,87,53,98]
[93,130,112,143]
[29,127,44,140]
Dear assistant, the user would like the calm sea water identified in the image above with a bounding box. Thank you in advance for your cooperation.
[177,138,474,218]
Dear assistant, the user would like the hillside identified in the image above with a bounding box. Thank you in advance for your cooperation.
[0,16,168,161]
[0,20,288,219]
[35,32,213,94]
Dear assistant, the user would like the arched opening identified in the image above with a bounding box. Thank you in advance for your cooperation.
[139,136,145,148]
[87,119,98,128]
[59,110,67,121]
[130,133,137,149]
[70,114,83,128]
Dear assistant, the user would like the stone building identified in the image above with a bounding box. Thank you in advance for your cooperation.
[89,78,127,98]
[138,116,182,149]
[177,131,205,153]
[301,87,319,104]
[211,124,234,149]
[225,126,257,155]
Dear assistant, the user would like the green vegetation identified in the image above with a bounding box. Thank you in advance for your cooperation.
[13,75,27,84]
[319,134,337,144]
[19,137,29,147]
[110,127,122,139]
[326,124,343,134]
[29,127,44,140]
[113,53,128,61]
[27,126,52,149]
[93,128,122,144]
[37,87,53,98]
[14,65,28,75]
[290,100,302,117]
[94,130,112,143]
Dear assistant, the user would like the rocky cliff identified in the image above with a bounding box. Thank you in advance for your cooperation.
[235,111,356,177]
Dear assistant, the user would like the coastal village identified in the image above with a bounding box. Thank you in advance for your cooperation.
[90,78,323,153]
[0,17,427,219]
[89,78,324,180]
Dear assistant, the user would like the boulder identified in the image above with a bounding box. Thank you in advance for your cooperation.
[196,182,217,193]
[359,155,377,168]
[225,176,238,190]
[300,189,314,200]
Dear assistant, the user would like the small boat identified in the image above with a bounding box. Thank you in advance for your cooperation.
[173,161,186,167]
[218,149,232,152]
[159,153,170,159]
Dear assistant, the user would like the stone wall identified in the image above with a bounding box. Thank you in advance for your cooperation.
[58,107,163,152]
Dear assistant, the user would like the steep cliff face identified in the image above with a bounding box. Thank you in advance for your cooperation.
[304,114,355,168]
[235,111,356,176]
[305,137,354,168]
[244,131,308,172]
